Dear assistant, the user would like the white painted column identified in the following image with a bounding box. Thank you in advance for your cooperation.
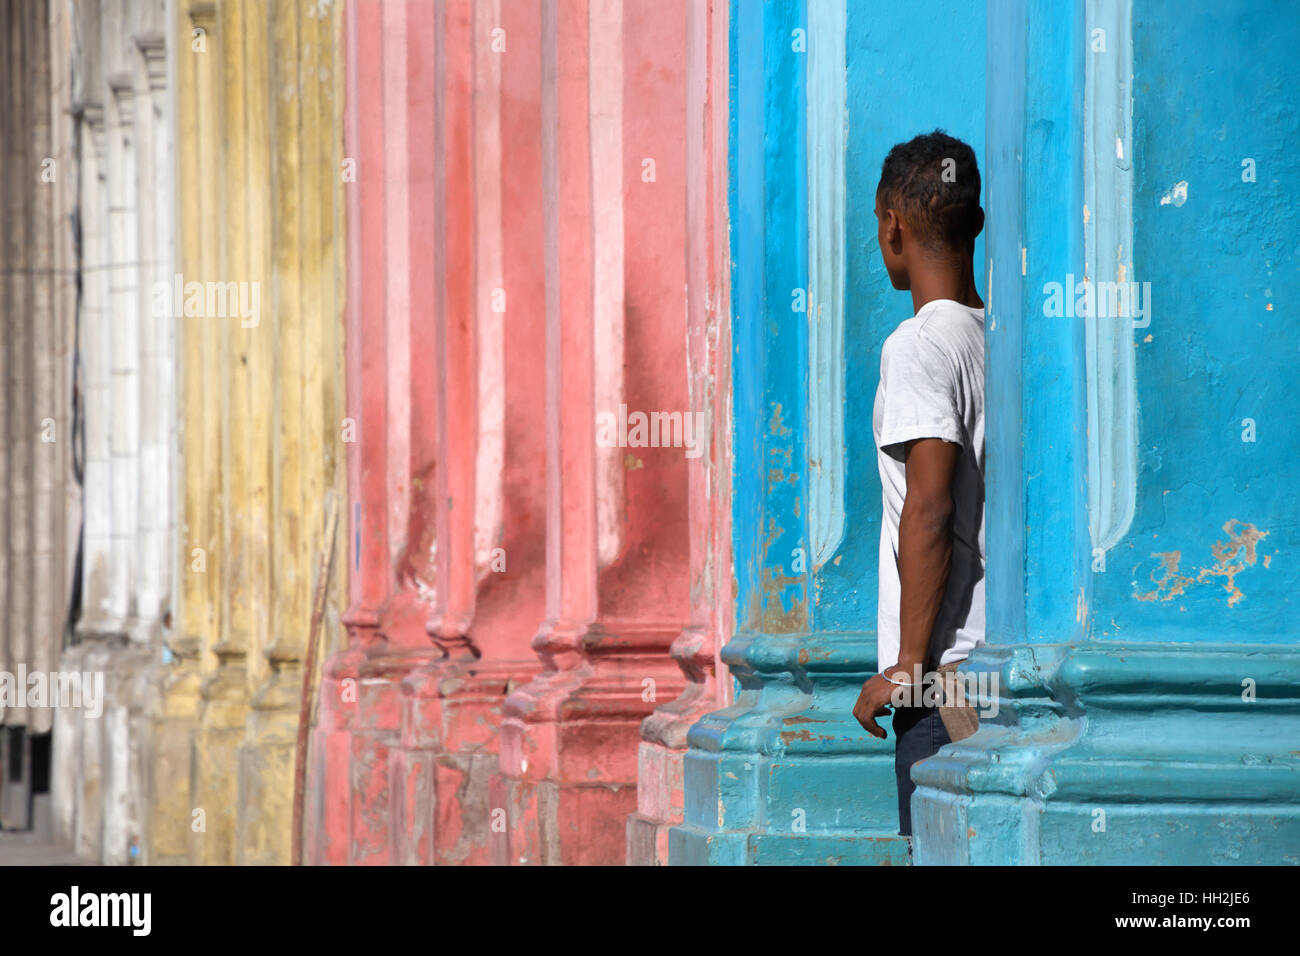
[107,69,139,634]
[128,25,173,868]
[29,0,62,743]
[74,97,109,859]
[78,91,114,639]
[134,31,172,647]
[2,2,36,737]
[48,0,84,847]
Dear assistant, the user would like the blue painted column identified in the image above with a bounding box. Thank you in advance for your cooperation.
[912,0,1300,864]
[670,0,985,865]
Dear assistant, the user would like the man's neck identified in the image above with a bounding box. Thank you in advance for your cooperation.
[909,255,984,315]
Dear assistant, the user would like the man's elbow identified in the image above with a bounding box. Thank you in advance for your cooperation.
[901,493,954,537]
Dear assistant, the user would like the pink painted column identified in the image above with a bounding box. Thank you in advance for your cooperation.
[388,0,547,866]
[390,0,481,865]
[488,0,692,867]
[309,0,381,867]
[627,0,733,866]
[343,0,443,867]
[308,0,439,866]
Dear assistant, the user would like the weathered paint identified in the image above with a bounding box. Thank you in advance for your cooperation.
[174,0,347,866]
[0,0,79,836]
[1084,0,1137,557]
[308,0,554,867]
[167,0,222,867]
[17,0,178,866]
[1091,0,1300,640]
[13,0,1293,870]
[805,0,846,571]
[911,0,1300,866]
[237,0,347,868]
[389,0,547,867]
[671,0,985,866]
[490,0,691,867]
[621,0,733,868]
[911,0,1091,866]
[308,0,436,867]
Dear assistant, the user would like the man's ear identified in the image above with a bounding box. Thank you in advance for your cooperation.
[972,206,985,240]
[885,208,903,247]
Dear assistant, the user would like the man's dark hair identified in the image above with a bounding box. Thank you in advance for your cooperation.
[877,130,981,254]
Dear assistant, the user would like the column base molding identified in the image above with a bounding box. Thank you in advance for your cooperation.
[190,662,248,865]
[390,654,540,866]
[628,626,726,865]
[911,642,1300,865]
[671,631,908,866]
[491,623,686,865]
[145,655,201,865]
[235,665,304,865]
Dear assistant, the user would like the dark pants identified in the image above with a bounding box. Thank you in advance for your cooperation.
[893,703,952,837]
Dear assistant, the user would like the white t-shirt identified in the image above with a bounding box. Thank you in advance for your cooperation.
[872,299,986,674]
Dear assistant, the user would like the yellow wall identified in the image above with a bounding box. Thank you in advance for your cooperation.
[171,0,346,866]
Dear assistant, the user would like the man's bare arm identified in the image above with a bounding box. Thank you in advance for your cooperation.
[896,437,959,674]
[852,436,959,738]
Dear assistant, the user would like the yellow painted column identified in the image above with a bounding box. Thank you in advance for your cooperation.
[236,0,346,866]
[235,0,306,866]
[150,4,210,865]
[181,0,247,867]
[173,0,346,866]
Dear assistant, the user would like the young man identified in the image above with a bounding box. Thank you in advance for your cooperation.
[850,130,986,839]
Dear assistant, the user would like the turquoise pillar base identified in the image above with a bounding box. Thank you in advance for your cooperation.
[669,634,911,866]
[911,643,1300,865]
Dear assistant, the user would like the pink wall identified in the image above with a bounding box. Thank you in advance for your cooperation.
[312,0,726,866]
[628,0,733,866]
[390,0,548,867]
[487,0,696,867]
[311,0,443,865]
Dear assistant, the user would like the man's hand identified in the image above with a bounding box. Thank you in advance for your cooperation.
[851,666,914,739]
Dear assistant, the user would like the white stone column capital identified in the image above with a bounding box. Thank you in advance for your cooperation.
[134,33,169,95]
[108,73,136,130]
[79,101,108,162]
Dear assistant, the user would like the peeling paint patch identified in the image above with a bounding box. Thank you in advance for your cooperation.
[1196,520,1269,607]
[760,564,808,632]
[1134,521,1270,606]
[1158,180,1188,207]
[768,402,790,437]
[780,728,833,745]
[1135,551,1192,602]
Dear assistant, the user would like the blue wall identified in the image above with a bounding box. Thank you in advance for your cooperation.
[1090,0,1300,642]
[910,0,1300,865]
[686,0,1300,868]
[817,0,986,632]
[674,0,987,865]
[730,0,987,639]
[730,0,808,637]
